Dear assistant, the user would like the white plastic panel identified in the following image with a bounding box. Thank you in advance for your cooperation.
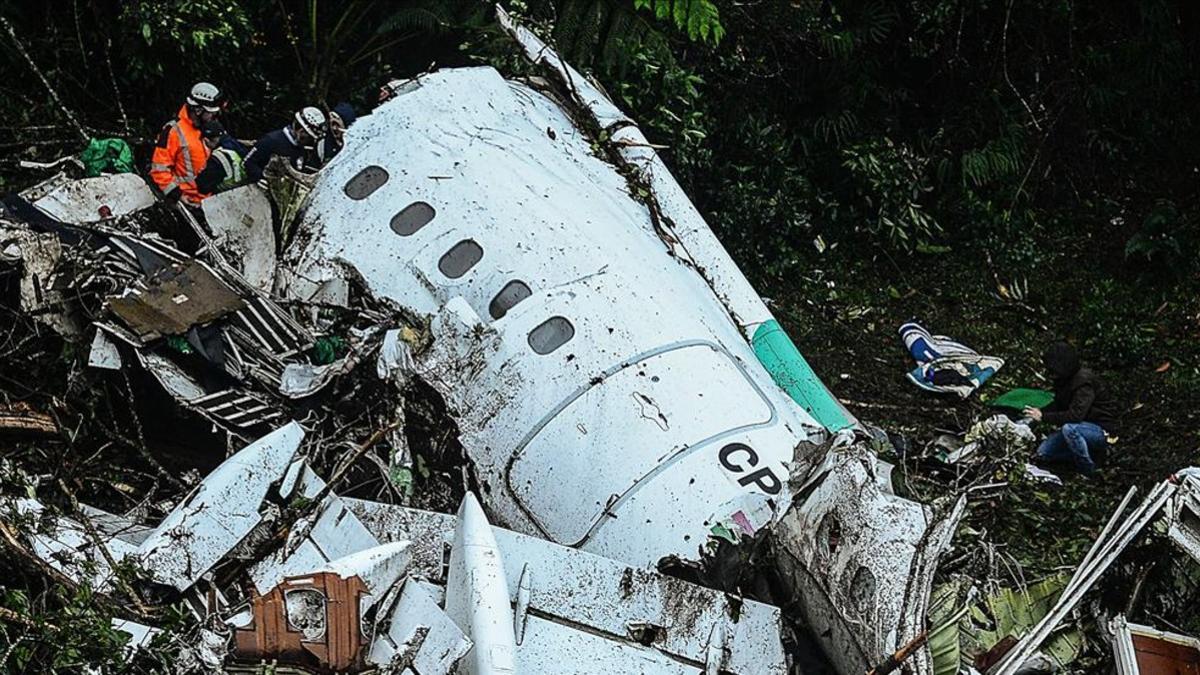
[33,173,156,224]
[137,423,304,590]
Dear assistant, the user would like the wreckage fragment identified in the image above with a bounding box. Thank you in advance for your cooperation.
[347,497,789,674]
[137,422,304,590]
[134,424,782,674]
[19,172,155,225]
[107,259,245,341]
[445,494,517,674]
[367,581,472,674]
[233,543,412,672]
[1166,468,1200,563]
[200,186,277,292]
[773,441,966,675]
[10,498,142,591]
[1111,614,1200,674]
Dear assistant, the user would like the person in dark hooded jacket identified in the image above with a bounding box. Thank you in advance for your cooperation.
[1025,342,1118,474]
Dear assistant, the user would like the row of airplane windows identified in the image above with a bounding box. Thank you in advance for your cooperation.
[343,165,576,356]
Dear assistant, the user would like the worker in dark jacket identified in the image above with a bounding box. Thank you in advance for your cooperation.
[318,102,356,164]
[195,121,246,196]
[1026,342,1118,474]
[243,106,327,182]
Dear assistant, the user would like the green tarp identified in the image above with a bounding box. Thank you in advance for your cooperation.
[78,138,134,177]
[989,387,1055,410]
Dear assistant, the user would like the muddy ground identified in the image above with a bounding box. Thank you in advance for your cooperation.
[762,227,1200,611]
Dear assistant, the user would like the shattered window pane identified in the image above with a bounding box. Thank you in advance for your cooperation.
[818,512,841,557]
[284,589,327,641]
[438,240,483,279]
[390,202,436,236]
[528,316,574,355]
[343,165,389,200]
[489,280,532,319]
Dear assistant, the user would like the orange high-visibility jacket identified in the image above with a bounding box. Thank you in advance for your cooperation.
[149,106,210,205]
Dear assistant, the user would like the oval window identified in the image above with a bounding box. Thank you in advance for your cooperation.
[848,566,877,617]
[528,316,574,355]
[489,280,532,319]
[437,240,483,279]
[817,512,841,558]
[391,202,435,236]
[284,589,327,641]
[344,165,389,200]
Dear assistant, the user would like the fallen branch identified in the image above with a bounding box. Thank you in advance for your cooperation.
[56,479,161,620]
[0,405,58,436]
[0,606,57,631]
[865,629,928,675]
[0,16,88,142]
[0,516,163,627]
[838,397,958,414]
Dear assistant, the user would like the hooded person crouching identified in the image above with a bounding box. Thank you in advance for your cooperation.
[1025,342,1119,474]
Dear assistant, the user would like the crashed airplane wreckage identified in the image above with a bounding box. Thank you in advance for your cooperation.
[8,8,1192,675]
[275,11,962,673]
[2,10,966,674]
[14,424,787,673]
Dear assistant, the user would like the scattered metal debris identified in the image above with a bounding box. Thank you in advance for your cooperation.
[1111,614,1200,674]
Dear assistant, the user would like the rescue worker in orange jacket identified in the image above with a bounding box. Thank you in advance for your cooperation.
[150,82,222,206]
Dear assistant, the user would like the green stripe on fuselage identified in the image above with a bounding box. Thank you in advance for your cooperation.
[752,320,854,432]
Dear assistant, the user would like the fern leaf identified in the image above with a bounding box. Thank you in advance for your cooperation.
[631,0,724,44]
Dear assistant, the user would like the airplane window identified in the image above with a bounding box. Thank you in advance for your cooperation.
[438,239,483,279]
[343,165,389,200]
[390,202,435,236]
[283,589,327,641]
[528,316,574,355]
[489,280,532,319]
[849,566,877,617]
[818,512,841,557]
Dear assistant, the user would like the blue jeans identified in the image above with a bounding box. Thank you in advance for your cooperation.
[1037,422,1107,474]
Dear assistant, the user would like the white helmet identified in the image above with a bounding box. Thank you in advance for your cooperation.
[294,106,327,139]
[186,82,222,112]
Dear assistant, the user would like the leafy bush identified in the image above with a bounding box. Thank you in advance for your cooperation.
[841,136,940,249]
[1080,279,1159,367]
[632,0,724,44]
[1125,199,1186,270]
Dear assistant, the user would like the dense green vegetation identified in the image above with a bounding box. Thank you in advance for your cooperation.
[2,0,1199,671]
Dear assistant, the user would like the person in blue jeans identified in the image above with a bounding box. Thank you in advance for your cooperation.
[1024,342,1118,474]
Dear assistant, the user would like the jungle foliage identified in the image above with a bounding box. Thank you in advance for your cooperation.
[4,1,1196,267]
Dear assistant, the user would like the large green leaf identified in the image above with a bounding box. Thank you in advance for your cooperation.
[930,574,1085,675]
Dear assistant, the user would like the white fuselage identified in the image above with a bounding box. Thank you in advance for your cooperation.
[283,66,829,567]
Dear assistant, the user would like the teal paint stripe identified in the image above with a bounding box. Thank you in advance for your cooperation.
[752,320,854,432]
